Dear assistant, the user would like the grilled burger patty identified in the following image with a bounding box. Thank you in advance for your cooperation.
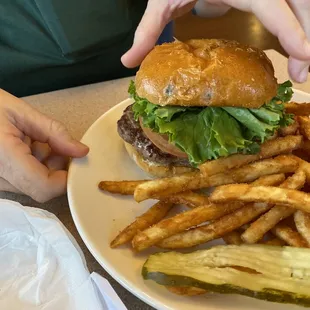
[117,105,190,167]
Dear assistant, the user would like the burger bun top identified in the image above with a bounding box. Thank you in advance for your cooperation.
[135,39,278,109]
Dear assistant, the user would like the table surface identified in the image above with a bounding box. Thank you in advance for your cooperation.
[1,50,310,310]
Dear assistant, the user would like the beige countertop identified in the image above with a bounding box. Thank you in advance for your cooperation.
[1,50,310,310]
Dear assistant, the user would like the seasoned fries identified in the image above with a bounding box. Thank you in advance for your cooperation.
[99,180,148,195]
[156,174,286,249]
[249,173,285,186]
[294,210,310,246]
[132,174,286,251]
[199,135,302,176]
[263,237,286,246]
[241,169,306,244]
[302,140,310,154]
[222,230,243,245]
[132,201,243,251]
[294,157,310,184]
[210,184,310,213]
[110,201,174,248]
[158,202,272,249]
[298,116,310,140]
[166,191,210,208]
[279,120,299,136]
[134,155,298,202]
[271,223,309,248]
[285,102,310,116]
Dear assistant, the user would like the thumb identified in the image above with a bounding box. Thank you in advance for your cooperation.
[5,93,89,158]
[288,57,310,83]
[37,118,89,158]
[286,0,310,82]
[121,1,169,68]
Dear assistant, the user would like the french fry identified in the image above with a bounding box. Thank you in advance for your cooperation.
[241,169,306,244]
[110,201,174,248]
[210,184,310,214]
[158,202,271,249]
[279,120,299,137]
[166,191,210,208]
[165,286,207,296]
[167,175,284,208]
[292,157,310,184]
[285,102,310,116]
[271,223,309,248]
[99,180,148,195]
[294,210,310,246]
[301,140,310,154]
[132,175,284,251]
[298,116,310,140]
[132,202,243,252]
[222,230,243,245]
[134,155,298,202]
[199,156,257,178]
[296,140,310,161]
[250,174,285,186]
[199,135,302,176]
[263,237,286,246]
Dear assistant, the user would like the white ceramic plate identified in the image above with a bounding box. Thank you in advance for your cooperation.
[68,90,308,310]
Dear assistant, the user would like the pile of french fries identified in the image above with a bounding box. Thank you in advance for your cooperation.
[99,102,310,259]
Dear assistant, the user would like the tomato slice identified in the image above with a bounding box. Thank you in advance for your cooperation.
[140,118,188,158]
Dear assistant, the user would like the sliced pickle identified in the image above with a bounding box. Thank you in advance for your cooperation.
[142,245,310,307]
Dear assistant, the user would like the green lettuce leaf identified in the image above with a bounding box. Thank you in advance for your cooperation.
[276,80,293,102]
[128,80,294,166]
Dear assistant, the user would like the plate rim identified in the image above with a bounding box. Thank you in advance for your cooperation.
[67,88,308,310]
[68,97,168,310]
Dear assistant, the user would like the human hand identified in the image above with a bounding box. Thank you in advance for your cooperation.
[0,89,89,202]
[121,0,310,83]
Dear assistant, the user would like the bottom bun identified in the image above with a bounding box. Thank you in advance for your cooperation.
[124,142,196,178]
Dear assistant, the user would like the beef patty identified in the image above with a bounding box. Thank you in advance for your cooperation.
[117,105,190,167]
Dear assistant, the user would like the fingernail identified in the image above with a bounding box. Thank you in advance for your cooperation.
[72,139,89,149]
[298,66,309,83]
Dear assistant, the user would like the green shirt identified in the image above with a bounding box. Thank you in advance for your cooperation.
[0,0,147,97]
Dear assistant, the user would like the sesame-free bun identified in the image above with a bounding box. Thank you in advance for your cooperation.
[135,39,278,109]
[124,142,195,178]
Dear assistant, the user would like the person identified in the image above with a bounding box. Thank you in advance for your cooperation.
[0,0,309,202]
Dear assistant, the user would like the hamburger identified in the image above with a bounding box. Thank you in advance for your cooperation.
[117,39,294,177]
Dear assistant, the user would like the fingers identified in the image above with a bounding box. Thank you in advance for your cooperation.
[5,150,67,202]
[287,0,310,35]
[217,0,310,82]
[121,0,196,68]
[21,111,88,158]
[122,0,310,83]
[44,155,68,171]
[0,138,68,201]
[0,177,21,194]
[0,133,68,202]
[23,135,32,147]
[288,58,310,84]
[1,89,89,158]
[287,0,310,82]
[121,0,168,68]
[30,141,68,170]
[250,0,310,60]
[31,141,51,162]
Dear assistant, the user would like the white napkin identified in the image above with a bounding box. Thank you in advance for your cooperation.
[0,199,127,310]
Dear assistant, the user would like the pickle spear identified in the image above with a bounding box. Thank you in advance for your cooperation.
[142,245,310,307]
